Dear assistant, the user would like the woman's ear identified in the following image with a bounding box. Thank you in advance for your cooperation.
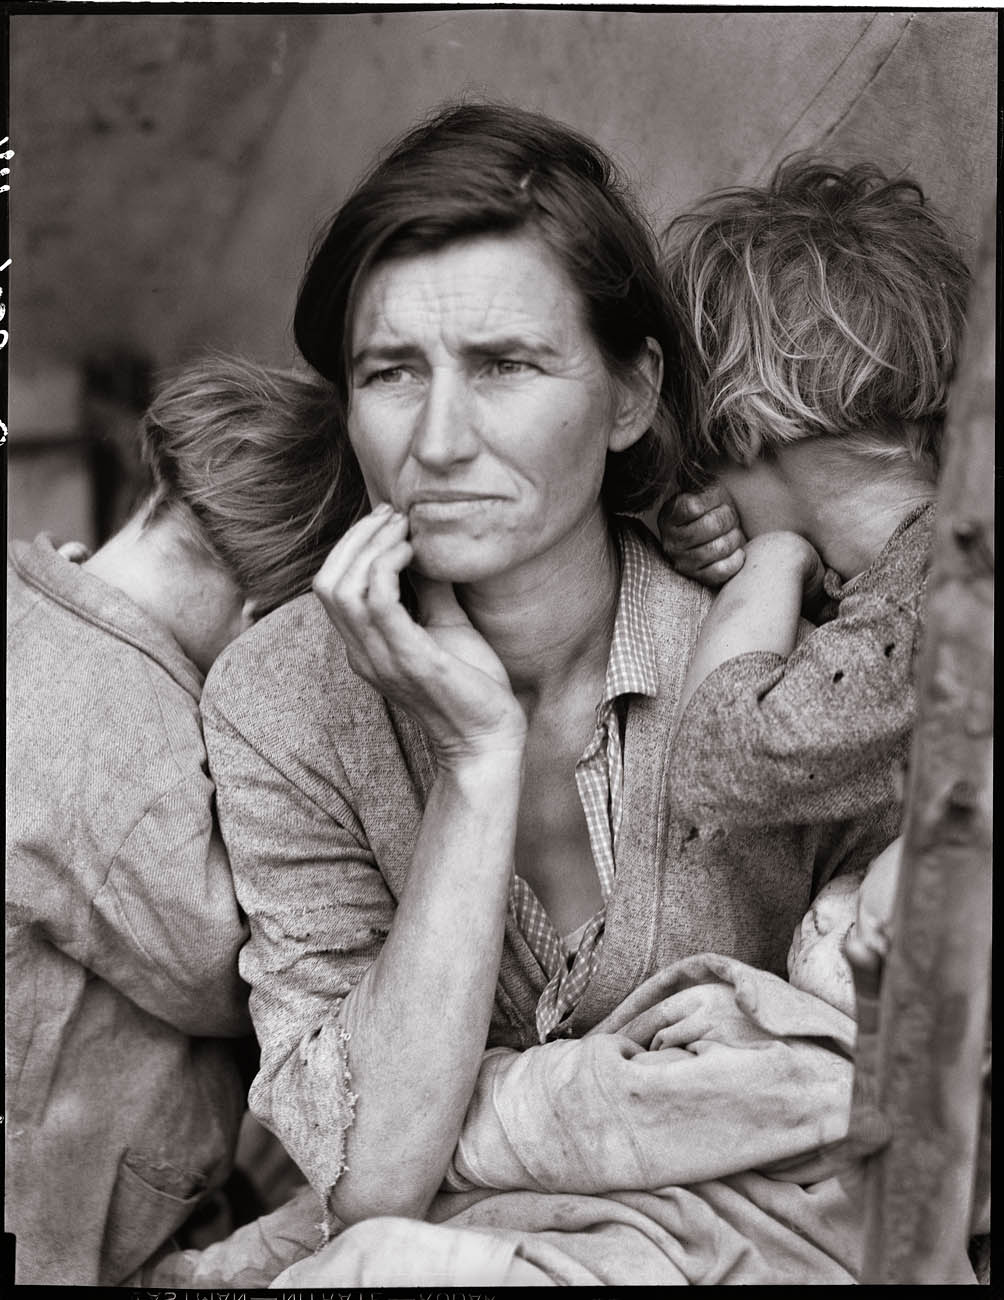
[608,337,664,453]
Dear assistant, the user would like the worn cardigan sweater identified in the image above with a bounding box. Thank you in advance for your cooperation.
[201,524,900,1203]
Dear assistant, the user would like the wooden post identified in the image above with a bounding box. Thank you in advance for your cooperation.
[856,206,994,1283]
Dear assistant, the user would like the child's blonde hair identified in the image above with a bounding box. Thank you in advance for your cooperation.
[141,354,367,615]
[662,157,970,487]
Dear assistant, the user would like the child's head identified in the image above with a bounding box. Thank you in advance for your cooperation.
[662,157,970,490]
[139,355,367,616]
[787,837,903,1016]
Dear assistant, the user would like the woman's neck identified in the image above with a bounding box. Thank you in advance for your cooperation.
[456,507,621,711]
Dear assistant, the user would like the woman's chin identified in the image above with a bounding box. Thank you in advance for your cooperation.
[408,535,514,585]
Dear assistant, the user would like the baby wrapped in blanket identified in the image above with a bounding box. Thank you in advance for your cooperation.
[272,836,975,1288]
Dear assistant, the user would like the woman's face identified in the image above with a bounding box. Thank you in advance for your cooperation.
[346,232,654,584]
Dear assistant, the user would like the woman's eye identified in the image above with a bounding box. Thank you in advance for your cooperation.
[489,358,535,377]
[365,367,409,386]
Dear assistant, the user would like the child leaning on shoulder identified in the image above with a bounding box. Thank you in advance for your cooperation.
[6,355,365,1286]
[657,157,970,1006]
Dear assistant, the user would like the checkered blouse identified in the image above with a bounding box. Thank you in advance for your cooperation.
[508,524,659,1042]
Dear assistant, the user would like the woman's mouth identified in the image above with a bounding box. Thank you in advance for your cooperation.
[408,496,503,521]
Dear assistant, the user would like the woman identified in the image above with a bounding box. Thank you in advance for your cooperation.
[201,106,906,1284]
[6,356,363,1285]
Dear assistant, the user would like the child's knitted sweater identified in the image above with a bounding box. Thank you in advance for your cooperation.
[669,504,934,834]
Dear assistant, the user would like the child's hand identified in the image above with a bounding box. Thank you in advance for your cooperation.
[671,528,825,725]
[658,486,746,587]
[57,540,91,564]
[743,531,826,612]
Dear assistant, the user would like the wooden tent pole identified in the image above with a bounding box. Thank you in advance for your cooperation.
[856,205,995,1284]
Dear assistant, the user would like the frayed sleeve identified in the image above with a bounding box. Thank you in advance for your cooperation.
[201,684,394,1209]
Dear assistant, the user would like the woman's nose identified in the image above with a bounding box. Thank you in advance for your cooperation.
[409,372,478,469]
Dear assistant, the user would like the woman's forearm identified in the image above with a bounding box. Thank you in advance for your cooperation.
[331,746,524,1225]
[305,510,531,1221]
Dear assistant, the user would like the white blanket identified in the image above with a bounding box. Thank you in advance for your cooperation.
[275,954,977,1285]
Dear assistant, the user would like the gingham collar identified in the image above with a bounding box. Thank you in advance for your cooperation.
[599,521,659,710]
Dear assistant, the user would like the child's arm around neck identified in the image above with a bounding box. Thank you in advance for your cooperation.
[673,529,823,728]
[665,444,933,834]
[671,438,936,725]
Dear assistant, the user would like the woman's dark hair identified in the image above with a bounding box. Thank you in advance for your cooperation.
[294,101,696,513]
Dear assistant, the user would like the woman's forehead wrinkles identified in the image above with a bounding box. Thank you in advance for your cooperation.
[355,262,575,356]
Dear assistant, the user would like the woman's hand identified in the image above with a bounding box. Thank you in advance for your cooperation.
[313,505,527,764]
[658,485,747,587]
[311,504,527,1223]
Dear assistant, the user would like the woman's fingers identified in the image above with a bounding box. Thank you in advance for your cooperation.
[313,503,399,597]
[412,575,468,629]
[315,510,408,608]
[313,510,473,684]
[362,548,451,672]
[412,574,516,694]
[311,506,524,754]
[365,538,415,613]
[313,510,418,680]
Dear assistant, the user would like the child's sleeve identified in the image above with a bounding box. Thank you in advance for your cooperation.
[669,588,919,830]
